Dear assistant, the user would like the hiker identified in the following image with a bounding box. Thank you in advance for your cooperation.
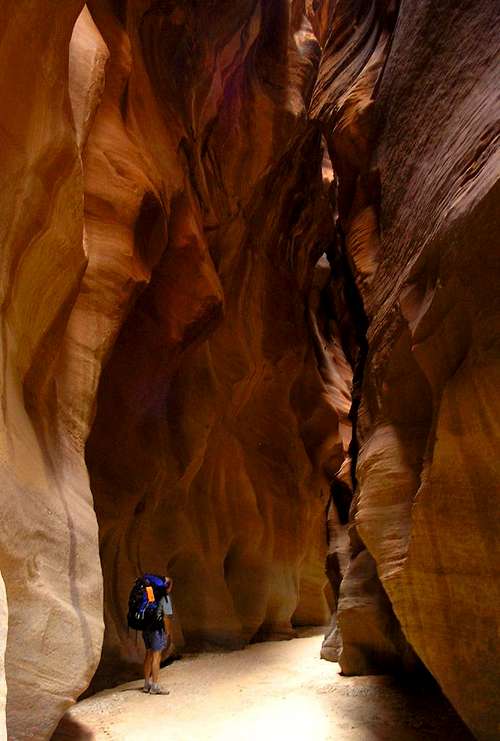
[127,573,174,695]
[142,575,173,694]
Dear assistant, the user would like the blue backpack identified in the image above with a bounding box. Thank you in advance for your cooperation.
[127,574,168,631]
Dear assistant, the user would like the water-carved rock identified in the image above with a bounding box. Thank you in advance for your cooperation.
[0,2,498,739]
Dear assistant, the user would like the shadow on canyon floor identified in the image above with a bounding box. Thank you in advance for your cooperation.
[53,631,473,741]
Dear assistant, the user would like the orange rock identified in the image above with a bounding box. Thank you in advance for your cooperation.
[73,0,342,694]
[313,0,500,737]
[0,1,104,738]
[0,2,497,739]
[0,572,5,741]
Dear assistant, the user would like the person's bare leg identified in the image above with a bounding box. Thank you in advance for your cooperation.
[151,651,161,684]
[143,649,153,691]
[150,650,169,694]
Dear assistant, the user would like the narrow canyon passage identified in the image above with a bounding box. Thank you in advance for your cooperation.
[0,1,498,739]
[55,632,473,741]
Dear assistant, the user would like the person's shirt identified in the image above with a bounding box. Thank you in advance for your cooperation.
[159,595,173,617]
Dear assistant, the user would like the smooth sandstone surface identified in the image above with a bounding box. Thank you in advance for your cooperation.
[359,2,500,737]
[80,0,350,691]
[0,573,6,741]
[0,2,498,740]
[311,0,417,674]
[0,2,103,739]
[312,0,500,738]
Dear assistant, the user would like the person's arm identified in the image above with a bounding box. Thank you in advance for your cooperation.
[163,614,173,639]
[160,595,173,641]
[165,576,173,594]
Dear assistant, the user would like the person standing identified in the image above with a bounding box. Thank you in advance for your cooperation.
[142,576,173,694]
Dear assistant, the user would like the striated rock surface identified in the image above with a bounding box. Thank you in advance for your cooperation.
[0,573,6,741]
[312,0,418,675]
[0,1,498,739]
[0,2,104,738]
[81,0,350,689]
[359,2,500,737]
[2,1,350,732]
[313,0,500,738]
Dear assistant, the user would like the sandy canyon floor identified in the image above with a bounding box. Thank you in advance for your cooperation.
[54,631,473,741]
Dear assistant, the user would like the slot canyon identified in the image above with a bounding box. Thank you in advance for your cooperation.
[0,0,498,739]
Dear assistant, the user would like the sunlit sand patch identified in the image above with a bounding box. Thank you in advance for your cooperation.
[55,632,472,741]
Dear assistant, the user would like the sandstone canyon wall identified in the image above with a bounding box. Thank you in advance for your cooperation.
[0,1,498,740]
[312,1,500,739]
[357,3,500,737]
[1,1,350,737]
[0,572,6,741]
[73,0,351,691]
[0,2,104,739]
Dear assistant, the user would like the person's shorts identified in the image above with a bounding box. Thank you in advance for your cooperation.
[142,629,167,652]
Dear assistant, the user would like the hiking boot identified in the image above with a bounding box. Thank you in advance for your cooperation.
[149,684,169,695]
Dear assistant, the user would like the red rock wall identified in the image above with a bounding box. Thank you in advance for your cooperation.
[0,2,352,734]
[359,2,500,737]
[79,0,351,688]
[0,573,6,741]
[312,1,500,738]
[0,1,498,739]
[0,2,104,738]
[312,0,419,674]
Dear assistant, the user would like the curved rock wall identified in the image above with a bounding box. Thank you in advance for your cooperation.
[0,2,104,738]
[0,1,498,739]
[360,2,500,737]
[311,0,418,673]
[80,0,351,688]
[0,573,6,741]
[312,0,500,738]
[0,1,351,733]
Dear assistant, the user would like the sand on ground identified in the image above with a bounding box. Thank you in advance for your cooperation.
[53,630,473,741]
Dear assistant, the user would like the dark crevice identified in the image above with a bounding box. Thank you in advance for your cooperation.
[111,0,127,27]
[330,479,352,526]
[119,80,129,120]
[327,217,369,494]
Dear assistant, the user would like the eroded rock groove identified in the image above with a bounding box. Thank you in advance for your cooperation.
[0,1,498,739]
